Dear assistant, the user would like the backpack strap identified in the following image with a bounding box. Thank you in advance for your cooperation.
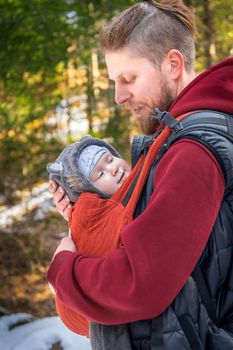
[131,135,154,168]
[151,313,164,350]
[166,110,233,332]
[226,114,233,136]
[166,110,233,148]
[163,110,233,186]
[192,265,221,327]
[123,131,163,207]
[121,169,142,207]
[156,110,233,345]
[178,313,204,350]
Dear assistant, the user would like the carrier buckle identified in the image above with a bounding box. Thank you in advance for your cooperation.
[150,108,183,133]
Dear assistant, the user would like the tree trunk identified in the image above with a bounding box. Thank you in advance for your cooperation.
[203,0,216,68]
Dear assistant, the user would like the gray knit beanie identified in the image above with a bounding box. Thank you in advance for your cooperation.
[79,145,108,178]
[47,135,121,202]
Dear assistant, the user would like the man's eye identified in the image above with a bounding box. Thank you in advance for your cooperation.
[122,76,136,84]
[128,77,136,83]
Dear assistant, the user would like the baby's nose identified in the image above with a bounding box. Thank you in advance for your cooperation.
[111,166,118,176]
[110,162,119,176]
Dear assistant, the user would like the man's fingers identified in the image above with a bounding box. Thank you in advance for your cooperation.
[48,181,58,194]
[56,195,70,211]
[49,182,65,205]
[62,205,72,221]
[56,197,72,221]
[53,187,66,205]
[48,181,72,220]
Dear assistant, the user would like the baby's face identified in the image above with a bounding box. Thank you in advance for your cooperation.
[89,152,131,195]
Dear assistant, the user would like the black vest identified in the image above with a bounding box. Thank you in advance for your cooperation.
[90,110,233,350]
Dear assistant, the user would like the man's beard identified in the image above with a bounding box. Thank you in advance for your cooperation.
[139,81,175,135]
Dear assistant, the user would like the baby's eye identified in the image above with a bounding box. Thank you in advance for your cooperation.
[97,171,104,179]
[108,156,113,163]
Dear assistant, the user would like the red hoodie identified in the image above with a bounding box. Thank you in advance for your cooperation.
[47,57,233,324]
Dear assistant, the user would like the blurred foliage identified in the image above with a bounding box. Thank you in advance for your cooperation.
[0,211,67,317]
[0,0,232,203]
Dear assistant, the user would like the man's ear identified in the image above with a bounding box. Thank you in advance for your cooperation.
[47,161,63,175]
[164,49,184,81]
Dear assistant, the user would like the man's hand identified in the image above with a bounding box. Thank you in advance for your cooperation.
[49,181,73,221]
[52,236,77,260]
[48,236,76,293]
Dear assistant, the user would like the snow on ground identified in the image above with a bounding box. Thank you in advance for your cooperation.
[0,313,91,350]
[0,182,54,228]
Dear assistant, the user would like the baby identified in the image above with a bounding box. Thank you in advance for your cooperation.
[47,135,131,202]
[47,135,132,337]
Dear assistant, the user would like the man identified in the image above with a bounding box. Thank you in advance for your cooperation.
[48,1,233,349]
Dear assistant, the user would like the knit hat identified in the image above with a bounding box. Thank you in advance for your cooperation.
[79,145,108,177]
[47,135,121,202]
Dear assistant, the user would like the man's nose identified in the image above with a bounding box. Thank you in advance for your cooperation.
[115,85,131,105]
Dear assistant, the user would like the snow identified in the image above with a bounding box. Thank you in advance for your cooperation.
[0,183,54,228]
[0,313,91,350]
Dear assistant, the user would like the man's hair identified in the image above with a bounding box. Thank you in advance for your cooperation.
[100,0,196,72]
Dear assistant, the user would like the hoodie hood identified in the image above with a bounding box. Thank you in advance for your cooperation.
[168,57,233,118]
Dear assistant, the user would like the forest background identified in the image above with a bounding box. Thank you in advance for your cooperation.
[0,0,233,324]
